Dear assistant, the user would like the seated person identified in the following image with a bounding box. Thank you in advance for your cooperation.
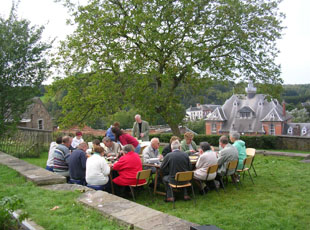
[102,136,121,157]
[160,140,192,202]
[216,135,239,180]
[143,137,163,173]
[181,132,198,155]
[229,132,247,170]
[69,142,88,185]
[193,142,218,193]
[112,127,141,154]
[86,146,111,191]
[112,144,145,195]
[162,136,180,157]
[46,136,62,172]
[71,131,84,149]
[52,136,72,177]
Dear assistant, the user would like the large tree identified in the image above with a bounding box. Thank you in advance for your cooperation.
[0,6,51,135]
[55,0,284,135]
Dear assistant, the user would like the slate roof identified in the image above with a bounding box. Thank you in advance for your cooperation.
[205,82,292,134]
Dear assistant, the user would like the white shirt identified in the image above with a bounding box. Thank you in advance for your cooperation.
[71,136,84,148]
[46,142,58,167]
[86,153,110,185]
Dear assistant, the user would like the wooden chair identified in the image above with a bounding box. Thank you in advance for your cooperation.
[198,164,219,195]
[246,148,257,176]
[237,157,254,184]
[221,159,239,191]
[169,171,196,208]
[129,169,152,201]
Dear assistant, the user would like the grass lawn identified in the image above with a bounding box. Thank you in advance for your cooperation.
[13,151,310,230]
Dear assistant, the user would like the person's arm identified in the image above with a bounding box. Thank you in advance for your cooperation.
[81,151,87,170]
[160,155,169,175]
[112,156,126,171]
[100,158,111,176]
[192,141,199,152]
[143,121,149,136]
[217,150,225,166]
[181,141,191,155]
[142,148,151,163]
[132,122,137,137]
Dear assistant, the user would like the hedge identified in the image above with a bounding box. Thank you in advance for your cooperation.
[150,133,279,149]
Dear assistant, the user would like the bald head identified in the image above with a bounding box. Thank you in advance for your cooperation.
[151,137,160,150]
[135,114,142,123]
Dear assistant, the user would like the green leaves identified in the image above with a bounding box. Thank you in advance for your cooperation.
[55,0,284,134]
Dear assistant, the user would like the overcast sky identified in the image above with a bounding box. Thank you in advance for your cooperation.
[1,0,309,85]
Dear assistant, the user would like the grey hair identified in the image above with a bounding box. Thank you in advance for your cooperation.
[219,135,229,145]
[103,136,111,142]
[171,140,180,150]
[230,132,240,140]
[123,144,134,153]
[199,142,211,152]
[151,137,159,144]
[135,114,141,119]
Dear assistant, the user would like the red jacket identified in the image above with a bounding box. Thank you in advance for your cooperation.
[112,151,145,186]
[119,133,139,148]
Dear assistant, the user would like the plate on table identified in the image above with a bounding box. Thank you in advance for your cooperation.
[149,158,160,164]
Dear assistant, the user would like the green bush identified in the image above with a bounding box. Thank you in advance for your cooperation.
[0,195,28,230]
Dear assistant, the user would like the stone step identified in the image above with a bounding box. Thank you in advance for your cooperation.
[0,151,66,186]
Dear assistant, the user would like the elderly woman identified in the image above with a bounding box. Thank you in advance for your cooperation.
[181,132,198,155]
[86,146,111,191]
[229,132,247,170]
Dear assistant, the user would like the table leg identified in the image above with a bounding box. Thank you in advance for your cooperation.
[109,174,115,194]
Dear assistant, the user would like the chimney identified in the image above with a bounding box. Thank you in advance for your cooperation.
[282,101,286,117]
[196,103,201,108]
[245,80,257,99]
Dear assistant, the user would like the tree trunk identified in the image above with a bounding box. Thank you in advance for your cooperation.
[168,122,181,137]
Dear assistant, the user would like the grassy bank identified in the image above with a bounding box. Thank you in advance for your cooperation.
[15,151,310,230]
[0,164,125,230]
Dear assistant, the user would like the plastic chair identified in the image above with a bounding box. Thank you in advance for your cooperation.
[246,148,257,176]
[237,157,254,184]
[129,169,152,201]
[169,171,196,208]
[198,164,219,195]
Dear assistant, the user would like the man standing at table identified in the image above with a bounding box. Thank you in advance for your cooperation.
[132,114,149,141]
[160,140,192,202]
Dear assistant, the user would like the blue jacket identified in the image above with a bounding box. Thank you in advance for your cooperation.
[106,126,115,141]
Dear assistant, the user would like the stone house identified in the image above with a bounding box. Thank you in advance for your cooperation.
[205,81,292,136]
[19,97,53,131]
[186,104,221,121]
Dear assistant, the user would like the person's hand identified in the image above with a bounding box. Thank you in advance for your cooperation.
[140,133,145,137]
[190,149,196,153]
[159,154,163,160]
[109,164,113,168]
[107,153,112,157]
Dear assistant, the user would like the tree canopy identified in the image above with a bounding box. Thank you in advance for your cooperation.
[0,6,51,135]
[54,0,284,135]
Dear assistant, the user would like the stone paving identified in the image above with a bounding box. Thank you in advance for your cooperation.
[0,151,66,185]
[78,190,199,230]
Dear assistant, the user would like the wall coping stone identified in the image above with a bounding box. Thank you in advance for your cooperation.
[0,151,66,185]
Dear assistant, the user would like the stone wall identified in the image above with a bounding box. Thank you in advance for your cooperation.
[276,135,310,151]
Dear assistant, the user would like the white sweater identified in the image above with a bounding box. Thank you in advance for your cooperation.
[86,154,110,185]
[194,150,218,181]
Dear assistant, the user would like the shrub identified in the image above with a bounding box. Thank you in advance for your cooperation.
[0,195,28,230]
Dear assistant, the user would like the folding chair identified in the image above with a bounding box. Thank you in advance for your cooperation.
[221,159,239,191]
[198,164,219,195]
[169,171,196,208]
[237,156,254,184]
[129,169,152,201]
[246,148,257,176]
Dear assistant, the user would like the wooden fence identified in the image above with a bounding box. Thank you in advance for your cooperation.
[0,127,52,158]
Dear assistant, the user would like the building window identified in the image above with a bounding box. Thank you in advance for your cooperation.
[287,127,293,135]
[302,127,307,135]
[38,119,43,130]
[270,124,275,135]
[240,112,251,118]
[270,113,275,119]
[212,123,217,133]
[249,124,252,130]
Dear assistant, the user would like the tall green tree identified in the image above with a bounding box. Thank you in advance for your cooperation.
[55,0,284,135]
[0,6,51,135]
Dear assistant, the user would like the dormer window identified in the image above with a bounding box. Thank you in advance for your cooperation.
[302,127,307,135]
[233,100,238,107]
[287,127,293,135]
[258,100,263,106]
[270,113,275,119]
[240,112,251,118]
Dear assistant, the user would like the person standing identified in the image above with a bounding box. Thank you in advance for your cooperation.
[106,122,120,142]
[112,127,141,154]
[132,114,150,141]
